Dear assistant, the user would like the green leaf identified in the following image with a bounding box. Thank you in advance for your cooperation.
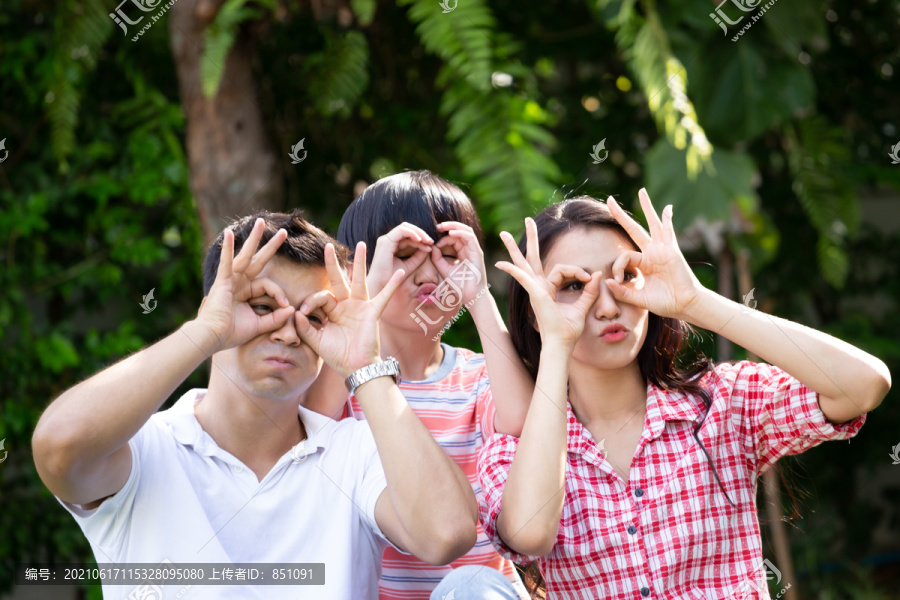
[693,42,815,143]
[645,138,756,230]
[439,82,560,231]
[785,117,859,288]
[763,0,828,56]
[34,332,80,374]
[817,235,848,289]
[351,0,377,26]
[305,31,370,117]
[729,209,780,273]
[399,0,495,92]
[46,0,114,168]
[402,0,560,232]
[201,0,275,98]
[612,2,713,176]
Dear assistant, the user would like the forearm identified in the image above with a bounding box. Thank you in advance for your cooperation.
[301,364,349,420]
[355,377,478,534]
[469,294,534,436]
[34,320,215,467]
[497,341,571,555]
[685,287,891,419]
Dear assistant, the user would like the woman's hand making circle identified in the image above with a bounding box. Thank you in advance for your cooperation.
[366,222,433,296]
[431,221,490,307]
[496,217,603,348]
[606,188,704,320]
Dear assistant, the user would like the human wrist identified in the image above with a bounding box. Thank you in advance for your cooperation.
[678,287,726,331]
[466,287,496,322]
[178,319,223,358]
[336,351,384,379]
[540,337,576,357]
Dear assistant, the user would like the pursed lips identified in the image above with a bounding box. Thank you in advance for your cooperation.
[598,323,628,341]
[415,283,438,303]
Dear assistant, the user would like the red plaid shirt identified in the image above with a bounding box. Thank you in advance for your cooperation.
[478,361,867,599]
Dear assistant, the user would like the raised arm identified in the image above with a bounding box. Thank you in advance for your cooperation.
[32,221,293,506]
[606,189,891,424]
[490,219,603,556]
[693,295,889,422]
[294,242,477,565]
[302,222,433,420]
[433,221,534,436]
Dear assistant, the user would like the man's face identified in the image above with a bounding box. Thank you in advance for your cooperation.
[212,256,330,403]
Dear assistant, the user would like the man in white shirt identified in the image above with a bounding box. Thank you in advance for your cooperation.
[32,211,478,599]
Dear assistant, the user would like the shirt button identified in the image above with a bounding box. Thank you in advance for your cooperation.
[641,587,650,596]
[627,525,637,535]
[232,465,243,473]
[635,488,644,497]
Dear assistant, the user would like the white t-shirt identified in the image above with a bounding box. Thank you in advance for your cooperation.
[58,389,397,599]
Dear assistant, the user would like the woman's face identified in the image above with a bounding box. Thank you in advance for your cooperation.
[541,226,650,370]
[379,234,460,337]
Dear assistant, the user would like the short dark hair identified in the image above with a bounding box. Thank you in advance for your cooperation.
[202,209,350,296]
[337,170,484,268]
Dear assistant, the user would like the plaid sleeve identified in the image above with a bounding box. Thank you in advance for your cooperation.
[477,432,541,565]
[716,360,867,473]
[475,362,498,440]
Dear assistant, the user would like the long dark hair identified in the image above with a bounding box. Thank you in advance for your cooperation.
[507,196,733,596]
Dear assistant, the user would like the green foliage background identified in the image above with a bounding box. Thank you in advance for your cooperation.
[1,0,899,597]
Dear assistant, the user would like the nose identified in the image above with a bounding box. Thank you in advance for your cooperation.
[270,315,301,346]
[591,281,621,321]
[414,254,441,283]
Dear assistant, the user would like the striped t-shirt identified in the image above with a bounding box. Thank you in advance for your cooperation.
[347,344,530,600]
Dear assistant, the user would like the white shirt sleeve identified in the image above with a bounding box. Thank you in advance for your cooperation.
[55,426,146,557]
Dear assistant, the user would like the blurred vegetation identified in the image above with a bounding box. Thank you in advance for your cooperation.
[1,0,899,597]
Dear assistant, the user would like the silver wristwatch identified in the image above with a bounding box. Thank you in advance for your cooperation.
[344,357,401,394]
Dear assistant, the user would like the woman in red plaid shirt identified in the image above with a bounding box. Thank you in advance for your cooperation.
[474,191,891,599]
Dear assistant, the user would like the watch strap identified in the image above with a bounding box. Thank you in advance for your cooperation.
[344,357,401,394]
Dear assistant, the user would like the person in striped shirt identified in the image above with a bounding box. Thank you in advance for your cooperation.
[304,170,534,599]
[472,191,890,599]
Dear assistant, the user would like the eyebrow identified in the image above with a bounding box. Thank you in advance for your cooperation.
[570,261,614,274]
[250,293,296,307]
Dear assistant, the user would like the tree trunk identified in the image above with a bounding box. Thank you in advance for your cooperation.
[169,0,283,247]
